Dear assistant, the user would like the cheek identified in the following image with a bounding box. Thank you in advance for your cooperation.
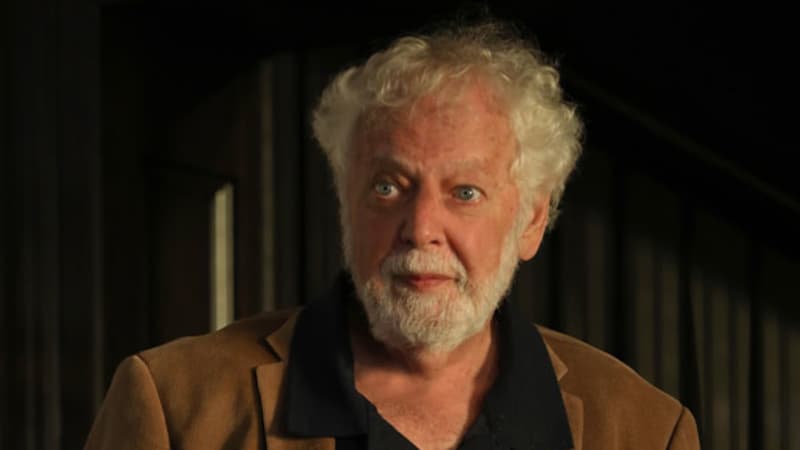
[454,211,517,277]
[461,232,503,273]
[349,209,398,270]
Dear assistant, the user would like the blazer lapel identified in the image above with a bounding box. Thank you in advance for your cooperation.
[256,312,585,450]
[544,340,585,450]
[255,310,335,450]
[561,390,584,450]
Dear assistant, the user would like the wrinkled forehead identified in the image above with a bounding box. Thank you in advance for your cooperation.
[354,77,514,151]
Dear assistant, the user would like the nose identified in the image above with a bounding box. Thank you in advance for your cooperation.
[399,186,446,249]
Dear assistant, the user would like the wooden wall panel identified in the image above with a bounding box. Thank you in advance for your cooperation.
[789,326,800,450]
[709,278,732,450]
[629,230,657,381]
[259,62,277,312]
[654,244,680,399]
[762,309,781,450]
[148,169,219,343]
[3,0,102,447]
[557,204,590,341]
[272,52,303,310]
[732,291,751,450]
[692,212,752,450]
[759,248,800,450]
[622,174,682,389]
[584,208,611,351]
[300,48,352,301]
[551,147,615,350]
[512,236,555,326]
[691,261,708,440]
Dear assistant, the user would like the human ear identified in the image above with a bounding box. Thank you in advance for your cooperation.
[517,193,550,261]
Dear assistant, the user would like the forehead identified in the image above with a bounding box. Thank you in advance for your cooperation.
[410,77,508,122]
[354,80,516,167]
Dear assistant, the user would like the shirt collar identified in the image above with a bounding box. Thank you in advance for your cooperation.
[484,301,574,449]
[282,272,573,449]
[283,273,368,436]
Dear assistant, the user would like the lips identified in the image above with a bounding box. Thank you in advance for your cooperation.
[396,273,453,290]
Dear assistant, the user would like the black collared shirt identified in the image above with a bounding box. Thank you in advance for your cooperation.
[281,273,573,449]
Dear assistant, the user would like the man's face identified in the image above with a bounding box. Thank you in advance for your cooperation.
[342,81,546,351]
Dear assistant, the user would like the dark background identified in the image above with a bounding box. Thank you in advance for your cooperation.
[2,1,798,449]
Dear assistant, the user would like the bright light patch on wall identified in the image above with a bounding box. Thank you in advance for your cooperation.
[210,183,234,331]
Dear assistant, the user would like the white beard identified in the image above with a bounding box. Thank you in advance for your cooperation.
[344,211,527,353]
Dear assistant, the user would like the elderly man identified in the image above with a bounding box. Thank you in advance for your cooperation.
[85,21,700,450]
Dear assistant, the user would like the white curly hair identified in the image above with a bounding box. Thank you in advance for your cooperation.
[312,21,583,228]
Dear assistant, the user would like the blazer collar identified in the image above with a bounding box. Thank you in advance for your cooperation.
[481,303,574,450]
[265,309,300,361]
[257,283,583,450]
[256,311,335,450]
[542,330,569,381]
[541,329,585,450]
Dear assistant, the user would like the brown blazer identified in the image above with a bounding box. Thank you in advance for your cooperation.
[84,309,700,450]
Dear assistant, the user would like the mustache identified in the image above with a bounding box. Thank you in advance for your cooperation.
[380,249,467,281]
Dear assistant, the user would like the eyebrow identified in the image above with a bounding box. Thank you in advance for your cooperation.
[368,155,412,172]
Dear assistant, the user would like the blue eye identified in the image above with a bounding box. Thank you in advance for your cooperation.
[374,182,397,197]
[455,186,481,201]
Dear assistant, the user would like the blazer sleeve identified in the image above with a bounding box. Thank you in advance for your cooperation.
[666,407,701,450]
[84,355,170,450]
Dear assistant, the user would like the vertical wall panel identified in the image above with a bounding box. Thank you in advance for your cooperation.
[732,293,751,450]
[625,175,659,383]
[1,9,8,441]
[555,146,615,350]
[620,173,683,388]
[579,149,615,351]
[8,0,62,447]
[272,53,303,309]
[166,66,265,321]
[301,48,352,301]
[513,238,554,326]
[0,145,8,449]
[789,326,800,450]
[584,209,609,350]
[658,248,681,399]
[259,62,277,312]
[762,309,781,450]
[691,209,753,450]
[557,208,588,340]
[709,280,731,450]
[4,0,103,447]
[57,3,103,446]
[148,170,218,342]
[759,247,800,450]
[0,0,6,436]
[690,262,708,443]
[629,231,656,382]
[101,11,152,381]
[728,240,751,450]
[653,184,681,398]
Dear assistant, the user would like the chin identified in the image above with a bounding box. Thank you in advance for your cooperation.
[355,275,501,353]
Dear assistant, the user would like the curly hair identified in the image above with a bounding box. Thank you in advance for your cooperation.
[312,21,583,228]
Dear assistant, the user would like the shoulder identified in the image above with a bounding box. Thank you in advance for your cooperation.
[134,308,300,403]
[537,326,698,448]
[87,308,302,448]
[140,308,298,369]
[538,326,681,409]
